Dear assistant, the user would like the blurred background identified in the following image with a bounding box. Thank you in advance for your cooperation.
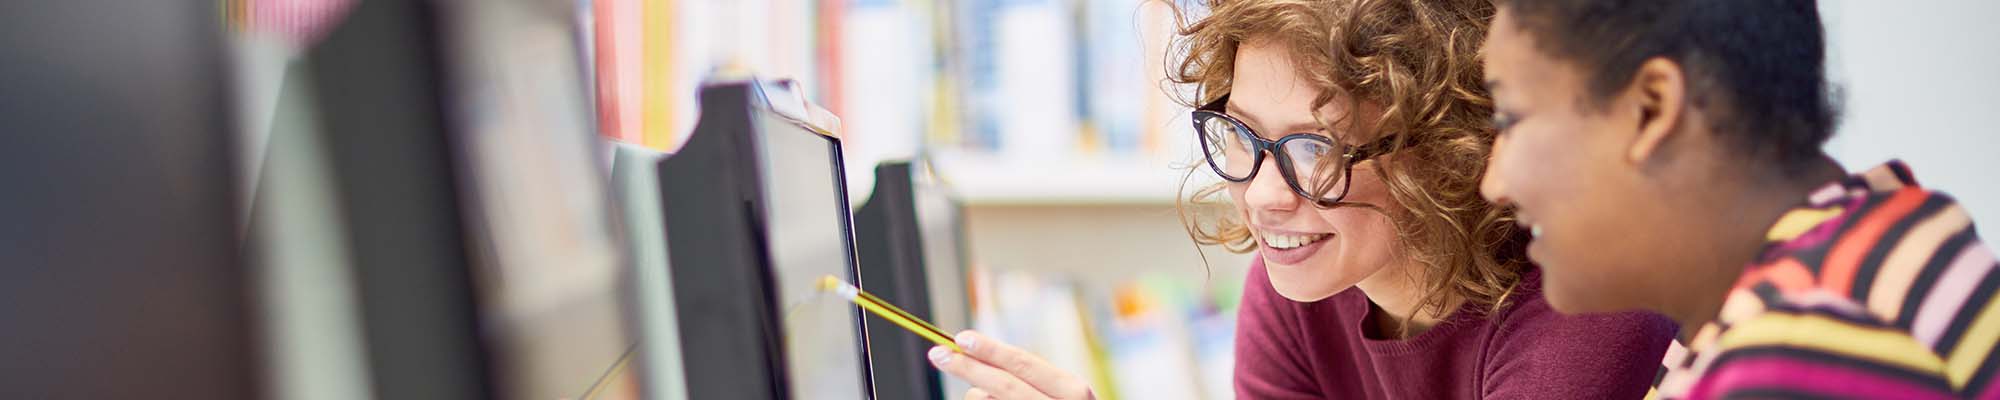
[230,0,1252,397]
[534,1,2000,396]
[3,0,1996,399]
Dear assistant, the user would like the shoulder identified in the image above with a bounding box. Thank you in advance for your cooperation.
[1486,272,1678,358]
[1775,163,1985,323]
[1757,180,1997,376]
[1688,305,1960,398]
[1480,281,1678,398]
[1695,161,2000,398]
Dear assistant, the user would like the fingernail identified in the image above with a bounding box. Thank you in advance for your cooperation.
[928,346,952,366]
[955,332,978,352]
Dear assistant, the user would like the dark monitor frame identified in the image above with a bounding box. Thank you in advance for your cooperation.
[0,1,252,397]
[854,161,948,400]
[656,79,876,400]
[304,1,493,398]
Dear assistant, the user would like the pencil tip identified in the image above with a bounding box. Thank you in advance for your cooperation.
[816,275,841,292]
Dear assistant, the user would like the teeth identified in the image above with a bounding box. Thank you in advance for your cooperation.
[1530,225,1544,239]
[1261,231,1328,249]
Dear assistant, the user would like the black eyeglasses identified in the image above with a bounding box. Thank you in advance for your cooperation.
[1192,94,1409,206]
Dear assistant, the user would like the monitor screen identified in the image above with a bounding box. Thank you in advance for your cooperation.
[755,111,873,400]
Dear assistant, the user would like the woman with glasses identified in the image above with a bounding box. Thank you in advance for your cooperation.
[927,1,1676,399]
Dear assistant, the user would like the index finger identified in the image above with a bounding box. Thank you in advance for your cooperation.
[954,330,1093,399]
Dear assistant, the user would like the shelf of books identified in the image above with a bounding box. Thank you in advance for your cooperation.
[967,264,1242,400]
[585,0,1208,205]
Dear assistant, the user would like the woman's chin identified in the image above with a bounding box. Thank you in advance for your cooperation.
[1264,259,1348,302]
[1261,239,1353,301]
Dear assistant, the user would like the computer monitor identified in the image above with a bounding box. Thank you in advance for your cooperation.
[431,0,634,399]
[608,141,689,400]
[657,78,876,400]
[909,165,975,399]
[853,160,975,400]
[302,1,491,398]
[303,1,631,399]
[0,1,250,397]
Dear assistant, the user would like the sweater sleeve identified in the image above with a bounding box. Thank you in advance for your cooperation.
[1481,297,1678,400]
[1234,259,1326,400]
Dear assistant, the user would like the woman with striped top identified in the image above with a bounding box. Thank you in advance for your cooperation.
[1478,0,2000,398]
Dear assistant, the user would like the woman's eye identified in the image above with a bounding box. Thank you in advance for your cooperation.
[1491,112,1519,133]
[1305,141,1333,157]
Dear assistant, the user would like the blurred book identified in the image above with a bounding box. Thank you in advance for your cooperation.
[591,0,642,144]
[1137,0,1198,164]
[968,265,1242,400]
[840,0,929,204]
[924,0,970,150]
[1104,277,1202,400]
[1080,0,1147,155]
[969,267,1109,397]
[1191,276,1240,400]
[959,0,1080,158]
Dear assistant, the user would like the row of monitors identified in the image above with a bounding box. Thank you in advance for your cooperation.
[0,1,964,399]
[623,78,972,400]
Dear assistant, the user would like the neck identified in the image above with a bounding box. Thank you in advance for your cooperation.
[1658,156,1847,335]
[1356,261,1456,339]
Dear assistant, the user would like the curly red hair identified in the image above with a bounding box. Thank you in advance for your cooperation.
[1170,0,1529,318]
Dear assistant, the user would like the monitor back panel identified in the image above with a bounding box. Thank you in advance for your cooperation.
[657,80,874,400]
[305,1,491,398]
[0,1,250,397]
[856,161,947,400]
[658,81,790,399]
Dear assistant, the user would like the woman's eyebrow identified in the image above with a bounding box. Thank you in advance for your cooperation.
[1223,103,1326,135]
[1222,102,1262,127]
[1275,121,1325,134]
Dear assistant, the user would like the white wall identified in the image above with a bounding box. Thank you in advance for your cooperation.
[1821,0,2000,229]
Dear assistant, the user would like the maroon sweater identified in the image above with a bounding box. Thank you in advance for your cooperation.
[1235,258,1676,399]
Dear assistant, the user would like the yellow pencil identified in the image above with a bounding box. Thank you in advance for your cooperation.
[817,275,963,353]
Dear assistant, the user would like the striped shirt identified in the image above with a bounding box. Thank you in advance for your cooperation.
[1651,161,2000,400]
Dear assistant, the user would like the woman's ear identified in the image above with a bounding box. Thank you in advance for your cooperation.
[1625,57,1689,166]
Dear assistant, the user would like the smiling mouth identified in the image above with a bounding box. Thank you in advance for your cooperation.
[1515,212,1542,239]
[1260,231,1331,249]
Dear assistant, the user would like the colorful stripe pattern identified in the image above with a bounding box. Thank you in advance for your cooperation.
[1652,161,2000,399]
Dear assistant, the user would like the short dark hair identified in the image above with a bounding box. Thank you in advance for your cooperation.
[1497,0,1839,174]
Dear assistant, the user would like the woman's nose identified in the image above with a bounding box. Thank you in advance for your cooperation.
[1243,156,1299,211]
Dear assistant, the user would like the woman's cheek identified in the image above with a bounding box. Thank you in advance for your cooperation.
[1319,208,1394,251]
[1318,168,1403,260]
